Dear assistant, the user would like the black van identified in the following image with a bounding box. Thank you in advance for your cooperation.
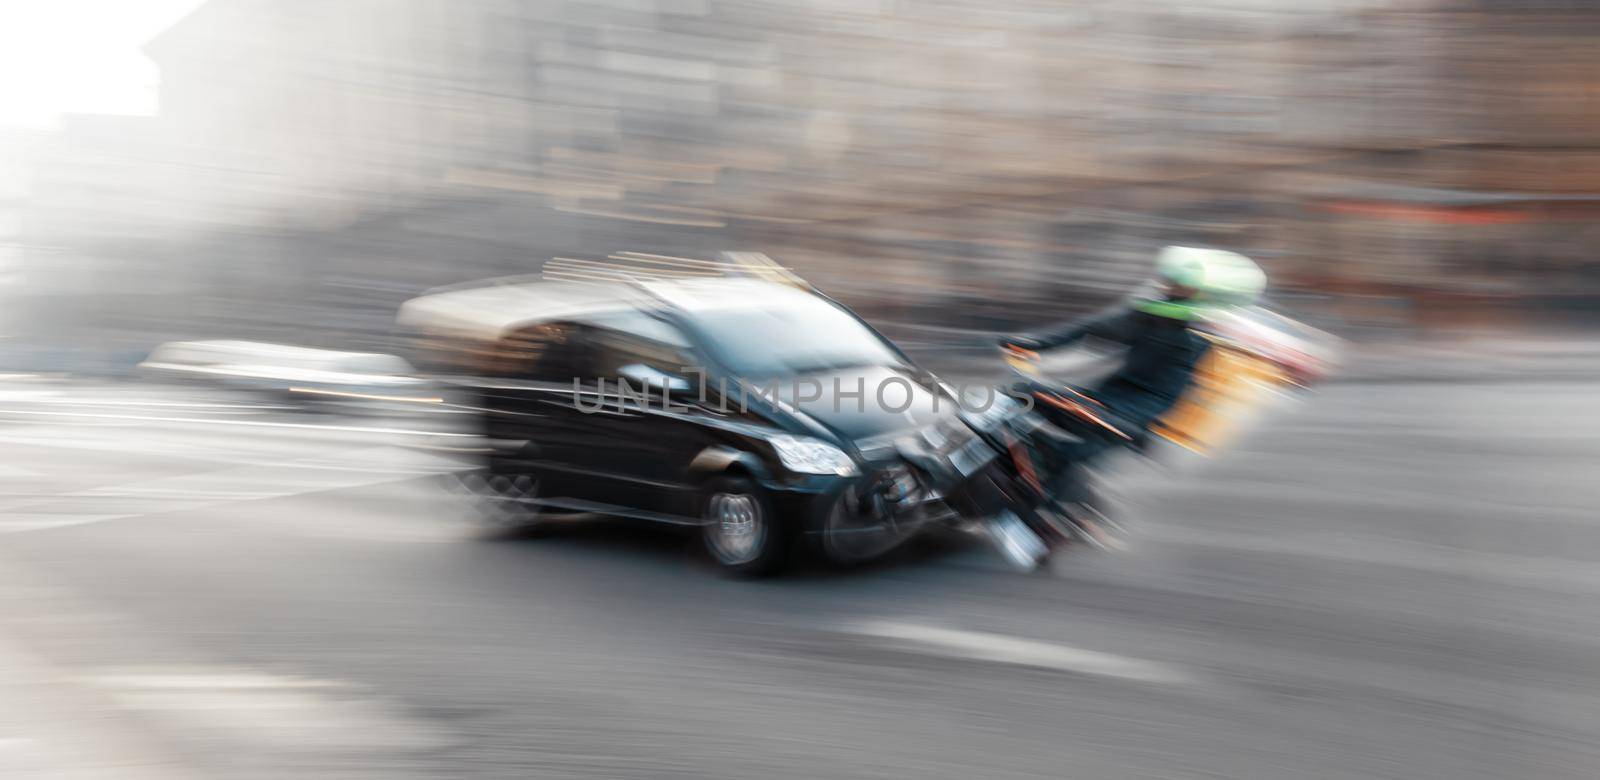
[398,276,997,575]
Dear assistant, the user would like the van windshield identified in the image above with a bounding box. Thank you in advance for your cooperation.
[692,298,902,377]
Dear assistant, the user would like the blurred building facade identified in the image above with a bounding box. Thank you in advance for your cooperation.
[14,0,1600,361]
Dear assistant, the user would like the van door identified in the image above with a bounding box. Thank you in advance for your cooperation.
[575,312,716,520]
[477,321,600,504]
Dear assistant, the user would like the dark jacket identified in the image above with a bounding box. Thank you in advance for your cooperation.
[1025,304,1210,432]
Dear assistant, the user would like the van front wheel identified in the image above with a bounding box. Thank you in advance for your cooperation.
[701,477,787,576]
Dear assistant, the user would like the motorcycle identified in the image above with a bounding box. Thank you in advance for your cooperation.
[936,347,1128,569]
[922,309,1335,571]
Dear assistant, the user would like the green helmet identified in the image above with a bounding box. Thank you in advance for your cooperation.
[1139,246,1265,320]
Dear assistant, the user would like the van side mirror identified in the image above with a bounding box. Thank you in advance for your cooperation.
[618,363,692,395]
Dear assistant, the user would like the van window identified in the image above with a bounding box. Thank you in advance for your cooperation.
[588,323,695,382]
[494,322,586,382]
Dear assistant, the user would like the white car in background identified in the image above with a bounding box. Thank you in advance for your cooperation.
[138,340,438,412]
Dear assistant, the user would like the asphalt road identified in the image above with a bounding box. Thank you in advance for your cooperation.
[1,372,1598,779]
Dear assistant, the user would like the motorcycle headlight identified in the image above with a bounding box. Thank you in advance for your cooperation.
[960,392,1019,431]
[769,434,859,477]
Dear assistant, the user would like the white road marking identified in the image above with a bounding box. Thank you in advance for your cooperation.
[6,397,289,410]
[847,621,1193,685]
[83,668,457,753]
[0,639,204,780]
[0,408,475,437]
[0,514,128,532]
[0,426,432,466]
[85,672,349,691]
[0,391,59,401]
[1147,525,1600,596]
[0,446,466,535]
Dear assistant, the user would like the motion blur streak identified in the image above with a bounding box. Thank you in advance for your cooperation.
[1,0,1598,778]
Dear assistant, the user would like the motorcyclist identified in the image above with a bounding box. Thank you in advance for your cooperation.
[999,246,1266,544]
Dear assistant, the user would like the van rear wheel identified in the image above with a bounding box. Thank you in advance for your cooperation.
[455,472,547,537]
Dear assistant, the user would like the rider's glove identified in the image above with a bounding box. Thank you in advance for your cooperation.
[999,334,1044,352]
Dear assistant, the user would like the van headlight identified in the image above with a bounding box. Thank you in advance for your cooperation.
[769,435,858,477]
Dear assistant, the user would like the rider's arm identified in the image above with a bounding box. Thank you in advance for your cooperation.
[1011,306,1140,352]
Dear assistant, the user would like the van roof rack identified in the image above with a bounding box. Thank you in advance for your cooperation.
[541,251,809,290]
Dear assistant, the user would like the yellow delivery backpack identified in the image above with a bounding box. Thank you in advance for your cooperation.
[1151,334,1292,455]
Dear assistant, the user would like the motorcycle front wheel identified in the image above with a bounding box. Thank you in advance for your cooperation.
[816,494,915,565]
